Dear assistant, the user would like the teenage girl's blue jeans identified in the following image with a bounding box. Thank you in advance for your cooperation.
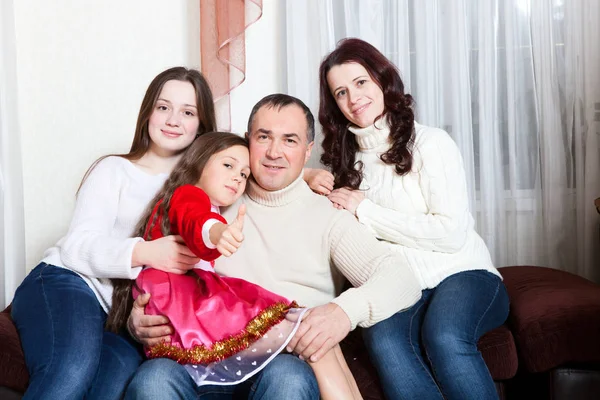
[363,269,509,400]
[124,354,319,399]
[11,263,143,400]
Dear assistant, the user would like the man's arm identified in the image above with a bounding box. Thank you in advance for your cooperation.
[128,293,172,346]
[288,212,422,361]
[329,212,423,328]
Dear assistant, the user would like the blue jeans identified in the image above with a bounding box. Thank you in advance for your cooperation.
[124,354,319,399]
[11,263,143,400]
[363,270,509,400]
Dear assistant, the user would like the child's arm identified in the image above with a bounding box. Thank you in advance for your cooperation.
[168,185,226,261]
[309,345,362,400]
[209,204,246,257]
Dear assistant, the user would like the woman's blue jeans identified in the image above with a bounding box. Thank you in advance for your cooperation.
[363,270,509,400]
[11,263,143,400]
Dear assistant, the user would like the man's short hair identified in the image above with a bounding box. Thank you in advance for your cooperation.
[247,94,315,143]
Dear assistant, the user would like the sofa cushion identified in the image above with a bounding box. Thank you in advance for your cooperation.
[500,266,600,373]
[0,307,28,393]
[478,324,518,380]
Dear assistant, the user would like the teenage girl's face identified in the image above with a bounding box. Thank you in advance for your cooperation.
[327,62,385,128]
[148,80,200,156]
[198,145,251,207]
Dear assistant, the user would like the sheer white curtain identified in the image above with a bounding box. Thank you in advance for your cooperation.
[284,0,600,281]
[0,0,26,309]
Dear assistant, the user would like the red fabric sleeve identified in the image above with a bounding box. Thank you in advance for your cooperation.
[168,184,227,261]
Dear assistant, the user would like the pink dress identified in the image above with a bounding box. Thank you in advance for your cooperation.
[134,184,306,386]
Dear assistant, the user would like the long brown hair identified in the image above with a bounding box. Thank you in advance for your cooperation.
[318,38,415,190]
[106,132,249,333]
[78,67,217,195]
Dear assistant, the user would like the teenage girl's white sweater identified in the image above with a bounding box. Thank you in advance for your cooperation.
[42,156,167,312]
[350,120,500,290]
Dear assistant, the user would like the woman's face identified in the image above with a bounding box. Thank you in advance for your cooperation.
[327,62,385,128]
[148,79,200,156]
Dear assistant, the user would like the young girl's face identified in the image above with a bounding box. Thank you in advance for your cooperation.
[198,145,251,207]
[148,79,200,156]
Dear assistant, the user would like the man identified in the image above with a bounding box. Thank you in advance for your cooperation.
[125,94,421,399]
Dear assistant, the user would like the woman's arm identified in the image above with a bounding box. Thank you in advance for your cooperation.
[304,168,335,195]
[354,129,472,253]
[59,158,146,279]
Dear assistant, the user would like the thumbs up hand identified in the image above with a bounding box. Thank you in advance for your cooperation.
[210,204,246,257]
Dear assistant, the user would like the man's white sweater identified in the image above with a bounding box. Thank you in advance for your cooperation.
[216,174,423,330]
[350,120,500,290]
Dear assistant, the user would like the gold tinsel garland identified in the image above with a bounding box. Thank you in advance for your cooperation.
[146,301,300,365]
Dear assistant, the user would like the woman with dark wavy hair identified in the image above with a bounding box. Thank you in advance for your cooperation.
[309,37,510,400]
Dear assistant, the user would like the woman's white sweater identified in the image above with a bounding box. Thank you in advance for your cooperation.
[42,156,167,312]
[350,120,500,290]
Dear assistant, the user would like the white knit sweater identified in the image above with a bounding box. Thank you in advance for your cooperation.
[42,156,167,312]
[350,120,500,290]
[216,174,423,330]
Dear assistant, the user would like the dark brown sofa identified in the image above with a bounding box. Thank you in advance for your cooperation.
[2,265,600,399]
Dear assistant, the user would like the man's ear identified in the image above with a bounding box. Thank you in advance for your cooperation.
[304,141,314,165]
[245,132,250,140]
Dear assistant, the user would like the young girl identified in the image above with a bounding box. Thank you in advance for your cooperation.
[109,132,362,399]
[311,38,509,400]
[10,66,217,399]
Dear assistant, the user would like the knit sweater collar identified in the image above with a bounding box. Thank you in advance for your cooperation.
[246,170,310,207]
[348,118,390,151]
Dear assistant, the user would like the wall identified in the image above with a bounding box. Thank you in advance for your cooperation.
[14,0,281,270]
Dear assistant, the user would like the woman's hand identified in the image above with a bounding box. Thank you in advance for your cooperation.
[327,188,365,215]
[132,235,200,274]
[210,204,246,257]
[304,168,335,195]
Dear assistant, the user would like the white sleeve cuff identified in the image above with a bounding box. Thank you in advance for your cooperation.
[201,219,220,249]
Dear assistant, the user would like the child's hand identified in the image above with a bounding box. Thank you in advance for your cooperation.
[213,204,246,257]
[304,168,334,195]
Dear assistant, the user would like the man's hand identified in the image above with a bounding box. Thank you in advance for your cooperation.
[128,293,172,347]
[327,188,365,215]
[304,168,335,196]
[133,235,199,274]
[210,204,246,257]
[286,303,351,362]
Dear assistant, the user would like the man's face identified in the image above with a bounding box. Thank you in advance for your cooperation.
[247,104,314,191]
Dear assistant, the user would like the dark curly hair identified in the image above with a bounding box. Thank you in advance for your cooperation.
[319,38,415,189]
